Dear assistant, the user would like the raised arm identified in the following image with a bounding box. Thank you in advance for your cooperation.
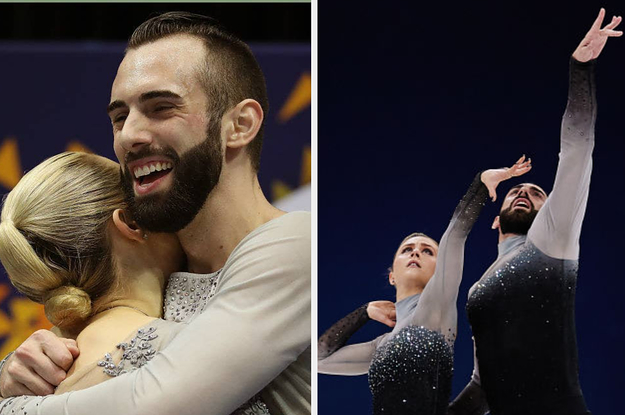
[0,213,311,415]
[528,8,622,260]
[414,159,531,343]
[318,301,394,375]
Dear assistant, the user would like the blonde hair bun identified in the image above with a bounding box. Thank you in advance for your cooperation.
[43,286,92,330]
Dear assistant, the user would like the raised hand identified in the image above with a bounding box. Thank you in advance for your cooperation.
[367,301,397,328]
[572,8,622,62]
[480,155,532,202]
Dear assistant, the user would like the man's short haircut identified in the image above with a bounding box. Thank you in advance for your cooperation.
[128,11,269,172]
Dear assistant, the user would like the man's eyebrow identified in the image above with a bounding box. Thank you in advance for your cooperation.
[106,100,126,114]
[139,90,183,102]
[106,90,183,114]
[508,184,547,197]
[529,185,547,197]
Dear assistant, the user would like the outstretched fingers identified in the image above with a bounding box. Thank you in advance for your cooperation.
[591,8,606,32]
[602,15,623,37]
[509,156,532,178]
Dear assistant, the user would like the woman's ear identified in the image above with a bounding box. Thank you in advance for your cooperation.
[112,209,145,243]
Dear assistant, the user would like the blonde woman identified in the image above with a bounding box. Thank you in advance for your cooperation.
[0,152,185,393]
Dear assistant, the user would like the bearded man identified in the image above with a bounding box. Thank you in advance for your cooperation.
[448,9,621,415]
[0,12,310,415]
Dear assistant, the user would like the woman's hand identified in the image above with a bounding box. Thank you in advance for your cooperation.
[572,8,622,63]
[367,301,396,328]
[481,155,532,202]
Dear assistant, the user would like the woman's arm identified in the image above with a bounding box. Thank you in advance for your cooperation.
[413,160,530,343]
[318,301,393,375]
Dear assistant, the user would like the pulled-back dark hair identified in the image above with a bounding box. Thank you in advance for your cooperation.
[128,11,268,172]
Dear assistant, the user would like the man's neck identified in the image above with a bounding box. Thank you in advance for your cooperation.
[499,231,523,244]
[178,173,283,274]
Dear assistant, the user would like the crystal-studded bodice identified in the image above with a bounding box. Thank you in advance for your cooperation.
[368,326,453,415]
[164,272,221,322]
[164,271,271,415]
[467,241,588,415]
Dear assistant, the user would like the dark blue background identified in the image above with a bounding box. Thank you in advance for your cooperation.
[319,2,624,414]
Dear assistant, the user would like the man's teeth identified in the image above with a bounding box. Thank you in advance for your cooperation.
[134,162,173,178]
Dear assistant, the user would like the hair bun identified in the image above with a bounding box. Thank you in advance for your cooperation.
[43,286,92,330]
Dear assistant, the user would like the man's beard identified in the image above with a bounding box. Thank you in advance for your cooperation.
[499,204,538,235]
[121,123,223,233]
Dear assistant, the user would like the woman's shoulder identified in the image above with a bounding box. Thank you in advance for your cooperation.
[56,319,186,394]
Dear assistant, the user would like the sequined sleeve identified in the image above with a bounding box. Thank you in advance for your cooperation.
[0,212,311,415]
[407,172,488,345]
[317,304,385,375]
[527,58,596,261]
[318,304,370,359]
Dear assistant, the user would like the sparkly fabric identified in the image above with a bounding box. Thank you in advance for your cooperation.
[460,59,595,415]
[369,326,453,415]
[0,212,310,415]
[467,241,588,415]
[318,304,369,359]
[319,175,488,414]
[97,327,158,376]
[165,271,271,415]
[164,272,220,322]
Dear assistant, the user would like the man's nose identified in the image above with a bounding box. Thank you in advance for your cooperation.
[116,111,153,154]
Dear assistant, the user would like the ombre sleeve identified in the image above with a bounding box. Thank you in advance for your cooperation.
[317,304,386,376]
[408,173,488,346]
[528,59,596,261]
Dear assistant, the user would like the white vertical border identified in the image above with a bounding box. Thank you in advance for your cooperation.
[310,0,318,413]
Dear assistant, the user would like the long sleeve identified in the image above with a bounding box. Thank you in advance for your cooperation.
[528,58,596,260]
[447,339,489,415]
[317,304,384,375]
[0,212,311,415]
[408,172,489,345]
[447,380,489,415]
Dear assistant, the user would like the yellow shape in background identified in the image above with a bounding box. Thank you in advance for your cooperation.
[272,147,312,202]
[272,180,292,202]
[66,141,92,153]
[278,73,311,123]
[0,284,51,357]
[301,146,311,185]
[0,138,22,189]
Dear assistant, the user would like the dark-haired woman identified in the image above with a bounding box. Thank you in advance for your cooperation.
[318,158,531,415]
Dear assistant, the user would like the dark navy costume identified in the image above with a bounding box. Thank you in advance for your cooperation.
[450,59,596,415]
[319,174,489,414]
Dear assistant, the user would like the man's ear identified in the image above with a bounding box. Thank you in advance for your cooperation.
[388,271,395,286]
[112,209,144,243]
[223,99,263,150]
[492,215,501,230]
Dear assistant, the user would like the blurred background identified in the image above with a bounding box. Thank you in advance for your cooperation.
[319,1,624,414]
[0,3,310,356]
